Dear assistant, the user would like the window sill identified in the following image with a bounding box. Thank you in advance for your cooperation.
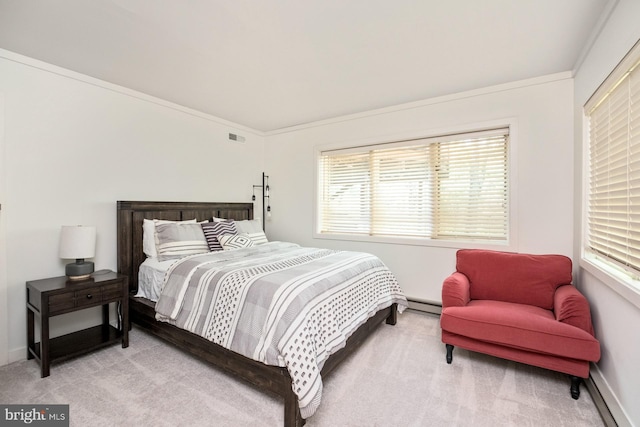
[313,231,513,251]
[580,255,640,310]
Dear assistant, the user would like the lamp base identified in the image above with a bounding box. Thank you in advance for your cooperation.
[65,260,94,281]
[67,273,92,281]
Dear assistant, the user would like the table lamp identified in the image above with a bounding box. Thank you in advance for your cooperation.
[59,225,96,280]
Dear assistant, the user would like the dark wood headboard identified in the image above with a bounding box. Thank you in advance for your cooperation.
[117,201,254,292]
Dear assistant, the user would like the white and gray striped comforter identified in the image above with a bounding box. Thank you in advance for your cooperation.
[155,241,407,419]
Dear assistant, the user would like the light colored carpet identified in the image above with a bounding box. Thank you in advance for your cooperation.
[0,310,604,427]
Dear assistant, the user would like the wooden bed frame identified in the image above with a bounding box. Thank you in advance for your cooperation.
[116,200,398,427]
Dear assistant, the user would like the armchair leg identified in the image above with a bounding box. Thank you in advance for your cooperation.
[570,376,581,400]
[445,344,454,364]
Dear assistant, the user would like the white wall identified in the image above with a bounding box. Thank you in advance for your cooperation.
[574,0,640,425]
[0,50,265,362]
[265,74,575,304]
[0,92,7,365]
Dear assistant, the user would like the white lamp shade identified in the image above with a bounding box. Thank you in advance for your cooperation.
[59,225,96,259]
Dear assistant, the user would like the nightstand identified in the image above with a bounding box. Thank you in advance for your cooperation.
[26,271,129,377]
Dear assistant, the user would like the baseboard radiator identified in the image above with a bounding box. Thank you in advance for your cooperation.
[407,298,442,315]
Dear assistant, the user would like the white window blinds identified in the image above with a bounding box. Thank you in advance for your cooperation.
[318,128,509,241]
[585,40,640,274]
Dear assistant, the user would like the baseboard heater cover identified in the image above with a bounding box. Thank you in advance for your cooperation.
[407,298,442,315]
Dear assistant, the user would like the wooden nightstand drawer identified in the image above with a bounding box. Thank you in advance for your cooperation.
[48,292,76,313]
[101,282,123,302]
[74,287,102,309]
[47,285,104,314]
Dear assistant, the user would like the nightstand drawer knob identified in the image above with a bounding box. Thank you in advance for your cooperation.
[86,294,93,299]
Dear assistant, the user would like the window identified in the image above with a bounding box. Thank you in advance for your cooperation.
[585,39,640,280]
[317,128,509,243]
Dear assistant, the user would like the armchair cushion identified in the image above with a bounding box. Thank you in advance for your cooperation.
[440,300,600,362]
[456,250,572,309]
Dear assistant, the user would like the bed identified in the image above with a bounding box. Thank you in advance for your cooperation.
[117,200,406,426]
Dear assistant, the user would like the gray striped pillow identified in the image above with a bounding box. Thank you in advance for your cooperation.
[155,222,209,261]
[201,220,237,251]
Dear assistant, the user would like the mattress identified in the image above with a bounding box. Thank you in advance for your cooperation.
[135,257,175,302]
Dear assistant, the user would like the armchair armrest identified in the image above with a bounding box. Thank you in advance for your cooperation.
[554,285,595,335]
[442,272,471,308]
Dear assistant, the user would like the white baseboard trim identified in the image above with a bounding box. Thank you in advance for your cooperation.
[588,364,633,427]
[7,346,25,365]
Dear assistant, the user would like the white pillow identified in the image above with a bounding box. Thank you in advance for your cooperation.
[142,218,196,258]
[234,219,268,245]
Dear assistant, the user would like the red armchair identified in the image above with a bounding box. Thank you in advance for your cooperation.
[440,250,600,399]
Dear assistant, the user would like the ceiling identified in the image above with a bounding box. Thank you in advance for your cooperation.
[0,0,611,132]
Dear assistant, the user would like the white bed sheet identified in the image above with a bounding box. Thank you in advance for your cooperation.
[136,257,175,302]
